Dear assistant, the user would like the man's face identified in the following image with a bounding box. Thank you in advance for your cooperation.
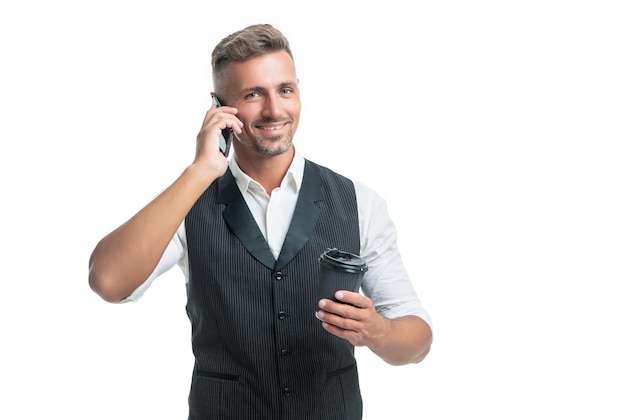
[223,50,301,158]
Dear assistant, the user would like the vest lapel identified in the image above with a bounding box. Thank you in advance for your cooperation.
[217,162,323,271]
[217,169,276,269]
[275,161,322,269]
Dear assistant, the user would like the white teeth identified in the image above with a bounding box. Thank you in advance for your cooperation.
[261,125,282,131]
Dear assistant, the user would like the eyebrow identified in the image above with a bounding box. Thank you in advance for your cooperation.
[242,81,297,92]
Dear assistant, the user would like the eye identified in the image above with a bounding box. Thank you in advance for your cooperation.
[280,88,293,95]
[245,92,260,99]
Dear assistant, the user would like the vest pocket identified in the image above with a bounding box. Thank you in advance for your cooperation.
[189,370,241,419]
[324,362,363,419]
[326,362,357,379]
[194,369,240,382]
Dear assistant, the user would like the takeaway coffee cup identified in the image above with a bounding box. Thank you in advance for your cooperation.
[318,248,368,302]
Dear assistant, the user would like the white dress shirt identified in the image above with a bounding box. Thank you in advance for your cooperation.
[123,148,431,328]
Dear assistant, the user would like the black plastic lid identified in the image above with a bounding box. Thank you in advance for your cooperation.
[319,248,368,273]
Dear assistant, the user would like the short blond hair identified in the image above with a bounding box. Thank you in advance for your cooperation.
[211,24,293,94]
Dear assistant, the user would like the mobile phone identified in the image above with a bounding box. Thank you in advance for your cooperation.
[212,96,233,156]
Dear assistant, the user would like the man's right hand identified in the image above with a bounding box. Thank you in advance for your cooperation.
[194,102,243,174]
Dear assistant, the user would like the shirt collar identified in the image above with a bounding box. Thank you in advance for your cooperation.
[229,147,305,194]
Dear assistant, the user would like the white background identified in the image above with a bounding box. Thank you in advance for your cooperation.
[1,1,625,419]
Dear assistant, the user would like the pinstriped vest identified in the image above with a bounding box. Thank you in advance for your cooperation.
[185,160,363,420]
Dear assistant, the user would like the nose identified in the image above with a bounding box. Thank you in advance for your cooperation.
[261,94,282,118]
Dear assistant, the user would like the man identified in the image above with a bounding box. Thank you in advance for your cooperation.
[89,23,432,419]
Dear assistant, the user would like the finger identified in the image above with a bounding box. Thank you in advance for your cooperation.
[335,291,372,310]
[321,321,354,338]
[211,108,244,133]
[319,298,359,321]
[317,308,360,331]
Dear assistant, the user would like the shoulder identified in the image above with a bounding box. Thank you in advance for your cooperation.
[305,159,371,189]
[353,180,381,201]
[304,159,384,206]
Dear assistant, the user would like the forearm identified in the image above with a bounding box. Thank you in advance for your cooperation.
[368,315,433,366]
[88,163,219,302]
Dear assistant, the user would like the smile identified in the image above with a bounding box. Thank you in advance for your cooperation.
[257,124,284,131]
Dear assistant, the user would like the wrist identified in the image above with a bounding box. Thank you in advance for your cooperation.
[185,161,225,187]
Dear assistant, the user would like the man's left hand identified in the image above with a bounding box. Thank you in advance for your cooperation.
[316,291,391,348]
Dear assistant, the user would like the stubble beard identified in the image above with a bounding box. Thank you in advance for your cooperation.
[251,129,294,157]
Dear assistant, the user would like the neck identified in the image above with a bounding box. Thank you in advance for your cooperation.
[235,147,295,195]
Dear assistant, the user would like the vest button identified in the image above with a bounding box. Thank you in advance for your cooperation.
[280,349,290,359]
[283,387,292,396]
[273,271,285,281]
[278,311,287,320]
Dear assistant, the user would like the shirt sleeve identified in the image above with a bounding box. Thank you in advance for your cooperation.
[355,181,432,329]
[118,222,187,303]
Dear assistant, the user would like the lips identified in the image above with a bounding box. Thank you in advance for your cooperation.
[256,123,285,131]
